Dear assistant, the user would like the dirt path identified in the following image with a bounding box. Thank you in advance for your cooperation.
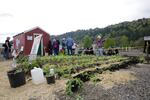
[0,60,67,100]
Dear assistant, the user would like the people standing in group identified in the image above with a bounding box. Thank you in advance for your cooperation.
[66,37,74,55]
[52,38,60,55]
[3,37,11,59]
[96,35,105,56]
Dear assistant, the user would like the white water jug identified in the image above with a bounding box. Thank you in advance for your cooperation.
[31,67,45,84]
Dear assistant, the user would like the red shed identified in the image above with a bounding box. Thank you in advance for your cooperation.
[13,27,50,55]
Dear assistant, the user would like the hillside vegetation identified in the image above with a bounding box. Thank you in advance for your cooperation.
[55,18,150,47]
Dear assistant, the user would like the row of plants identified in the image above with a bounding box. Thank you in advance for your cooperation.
[66,56,141,95]
[16,55,137,78]
[14,55,142,93]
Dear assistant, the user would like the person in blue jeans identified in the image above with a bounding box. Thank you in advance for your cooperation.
[96,35,105,56]
[66,37,74,55]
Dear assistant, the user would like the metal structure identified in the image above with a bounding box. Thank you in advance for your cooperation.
[144,36,150,63]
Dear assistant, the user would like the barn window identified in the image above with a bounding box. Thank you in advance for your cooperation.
[27,36,33,40]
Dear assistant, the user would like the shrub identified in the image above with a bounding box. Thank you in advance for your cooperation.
[66,78,83,95]
[30,60,40,68]
[20,61,30,73]
[90,75,101,83]
[16,55,28,63]
[43,64,56,74]
[74,72,94,82]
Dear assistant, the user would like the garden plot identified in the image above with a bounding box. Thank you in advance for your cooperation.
[0,55,142,99]
[16,55,141,95]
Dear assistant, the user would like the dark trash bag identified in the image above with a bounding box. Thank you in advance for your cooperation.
[7,69,26,88]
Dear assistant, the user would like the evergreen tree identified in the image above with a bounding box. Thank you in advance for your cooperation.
[83,35,92,48]
[104,38,116,49]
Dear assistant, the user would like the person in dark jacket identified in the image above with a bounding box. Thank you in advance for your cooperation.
[3,37,11,59]
[66,37,74,55]
[52,38,60,55]
[56,39,60,52]
[48,40,53,55]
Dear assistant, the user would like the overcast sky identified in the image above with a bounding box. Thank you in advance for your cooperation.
[0,0,150,43]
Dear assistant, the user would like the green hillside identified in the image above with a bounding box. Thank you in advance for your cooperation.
[54,18,150,47]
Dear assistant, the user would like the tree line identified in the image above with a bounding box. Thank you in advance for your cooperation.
[54,18,150,48]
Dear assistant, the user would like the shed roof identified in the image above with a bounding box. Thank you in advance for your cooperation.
[13,26,50,37]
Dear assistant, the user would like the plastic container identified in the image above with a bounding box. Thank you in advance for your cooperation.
[7,69,26,88]
[50,68,55,75]
[31,67,45,84]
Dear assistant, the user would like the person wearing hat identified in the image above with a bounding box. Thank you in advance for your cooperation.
[96,35,105,56]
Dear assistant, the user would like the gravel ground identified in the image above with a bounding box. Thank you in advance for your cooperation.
[56,64,150,100]
[103,64,150,100]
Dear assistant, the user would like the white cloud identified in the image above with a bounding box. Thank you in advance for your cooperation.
[0,13,13,18]
[0,0,150,43]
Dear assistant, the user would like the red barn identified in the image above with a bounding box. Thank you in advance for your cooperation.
[13,27,50,55]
